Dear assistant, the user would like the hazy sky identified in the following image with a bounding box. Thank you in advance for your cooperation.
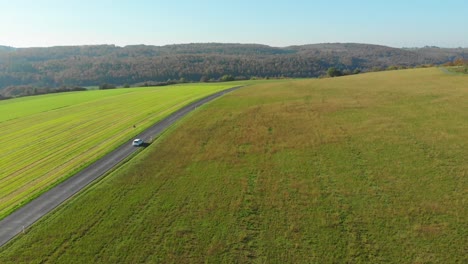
[1,0,466,48]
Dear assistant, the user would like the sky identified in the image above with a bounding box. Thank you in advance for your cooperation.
[0,0,467,48]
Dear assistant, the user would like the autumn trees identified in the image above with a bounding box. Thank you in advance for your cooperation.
[0,43,466,94]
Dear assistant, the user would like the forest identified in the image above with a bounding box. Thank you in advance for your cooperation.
[0,43,466,97]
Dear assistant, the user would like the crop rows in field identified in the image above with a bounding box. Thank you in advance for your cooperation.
[0,82,247,219]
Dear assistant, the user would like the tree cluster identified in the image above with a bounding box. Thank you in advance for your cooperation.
[443,58,468,66]
[1,85,86,98]
[99,83,116,90]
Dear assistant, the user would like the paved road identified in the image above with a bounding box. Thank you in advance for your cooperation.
[0,86,242,247]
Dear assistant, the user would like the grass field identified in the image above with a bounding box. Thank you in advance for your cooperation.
[445,65,468,74]
[0,68,467,263]
[0,82,249,219]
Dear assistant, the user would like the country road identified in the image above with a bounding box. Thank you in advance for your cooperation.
[0,86,243,247]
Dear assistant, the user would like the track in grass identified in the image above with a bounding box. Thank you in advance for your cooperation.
[0,82,250,219]
[0,68,466,262]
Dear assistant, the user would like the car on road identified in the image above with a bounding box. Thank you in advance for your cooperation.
[132,139,143,146]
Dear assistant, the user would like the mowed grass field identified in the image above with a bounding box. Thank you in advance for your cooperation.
[0,82,248,219]
[1,68,467,263]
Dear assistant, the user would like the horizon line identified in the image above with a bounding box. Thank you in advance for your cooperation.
[1,42,467,50]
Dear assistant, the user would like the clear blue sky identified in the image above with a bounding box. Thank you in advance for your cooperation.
[1,0,466,48]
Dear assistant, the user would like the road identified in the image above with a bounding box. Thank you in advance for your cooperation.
[0,86,242,247]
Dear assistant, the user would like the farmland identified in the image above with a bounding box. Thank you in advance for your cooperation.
[0,82,249,219]
[1,68,467,262]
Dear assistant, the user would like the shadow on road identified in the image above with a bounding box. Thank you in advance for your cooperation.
[139,142,151,148]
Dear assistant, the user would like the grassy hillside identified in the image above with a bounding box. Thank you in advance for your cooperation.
[0,82,249,219]
[1,68,466,263]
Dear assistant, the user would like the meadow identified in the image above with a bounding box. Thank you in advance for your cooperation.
[0,82,249,219]
[0,68,466,263]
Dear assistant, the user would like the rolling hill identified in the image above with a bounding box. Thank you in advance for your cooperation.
[0,43,466,95]
[1,68,466,262]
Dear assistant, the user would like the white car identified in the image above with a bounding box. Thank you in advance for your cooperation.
[132,138,143,146]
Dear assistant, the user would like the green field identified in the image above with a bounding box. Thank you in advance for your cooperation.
[0,82,249,219]
[444,66,468,74]
[1,68,467,263]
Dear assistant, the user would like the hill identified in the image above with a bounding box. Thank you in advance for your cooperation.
[1,68,466,262]
[0,43,466,95]
[0,46,15,52]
